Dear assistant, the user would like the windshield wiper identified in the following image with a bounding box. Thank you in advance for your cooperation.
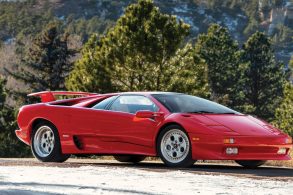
[187,111,215,114]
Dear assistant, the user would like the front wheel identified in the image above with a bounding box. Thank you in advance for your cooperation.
[31,121,70,162]
[235,160,267,168]
[157,125,195,167]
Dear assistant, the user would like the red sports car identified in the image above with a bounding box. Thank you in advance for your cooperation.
[16,91,292,168]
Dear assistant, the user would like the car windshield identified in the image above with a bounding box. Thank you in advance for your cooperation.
[152,94,240,114]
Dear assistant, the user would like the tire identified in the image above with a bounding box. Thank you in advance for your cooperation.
[235,160,266,168]
[114,155,146,163]
[31,121,70,162]
[157,125,195,167]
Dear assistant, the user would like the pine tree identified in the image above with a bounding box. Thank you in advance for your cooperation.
[0,77,30,157]
[166,44,210,97]
[194,24,243,107]
[289,55,293,81]
[273,82,293,136]
[6,23,74,95]
[65,34,113,93]
[242,32,287,120]
[66,0,209,96]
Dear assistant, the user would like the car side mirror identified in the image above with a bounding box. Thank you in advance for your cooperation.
[135,110,163,119]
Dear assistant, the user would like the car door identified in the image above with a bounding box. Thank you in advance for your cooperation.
[99,95,161,152]
[67,95,161,154]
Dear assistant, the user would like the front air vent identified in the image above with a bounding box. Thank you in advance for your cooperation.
[73,135,83,150]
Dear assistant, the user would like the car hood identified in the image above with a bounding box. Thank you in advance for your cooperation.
[201,114,282,136]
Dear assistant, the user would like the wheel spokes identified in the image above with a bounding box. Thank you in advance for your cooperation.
[161,129,190,163]
[34,126,55,158]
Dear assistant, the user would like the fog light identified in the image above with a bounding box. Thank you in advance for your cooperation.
[277,148,287,155]
[226,147,238,155]
[224,138,235,144]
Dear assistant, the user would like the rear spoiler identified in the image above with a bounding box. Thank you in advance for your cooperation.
[28,91,98,103]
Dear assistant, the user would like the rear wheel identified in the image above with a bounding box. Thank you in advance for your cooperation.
[31,121,70,162]
[114,155,146,163]
[235,160,266,168]
[157,125,195,167]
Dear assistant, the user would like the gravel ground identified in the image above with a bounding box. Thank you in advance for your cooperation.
[0,159,292,195]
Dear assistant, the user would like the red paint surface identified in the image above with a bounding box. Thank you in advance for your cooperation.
[16,92,292,160]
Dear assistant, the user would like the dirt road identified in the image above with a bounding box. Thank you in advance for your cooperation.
[0,158,292,194]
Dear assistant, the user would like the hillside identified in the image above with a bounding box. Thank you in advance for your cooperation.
[0,0,292,64]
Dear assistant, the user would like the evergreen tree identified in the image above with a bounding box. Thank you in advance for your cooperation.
[6,24,74,95]
[242,32,287,120]
[66,0,209,96]
[273,82,293,136]
[0,77,30,157]
[166,44,210,97]
[66,34,113,93]
[194,24,243,107]
[289,55,293,81]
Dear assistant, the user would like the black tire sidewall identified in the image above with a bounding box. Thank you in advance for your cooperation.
[157,124,195,167]
[31,121,69,162]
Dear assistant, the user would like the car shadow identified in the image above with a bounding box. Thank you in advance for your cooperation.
[67,161,293,179]
[1,158,292,180]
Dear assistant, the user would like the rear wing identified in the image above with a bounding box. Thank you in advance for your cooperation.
[28,91,98,103]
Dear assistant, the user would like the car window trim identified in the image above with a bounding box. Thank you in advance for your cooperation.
[103,95,119,110]
[91,95,119,110]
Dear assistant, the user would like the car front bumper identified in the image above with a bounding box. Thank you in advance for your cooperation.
[189,133,292,160]
[15,129,30,145]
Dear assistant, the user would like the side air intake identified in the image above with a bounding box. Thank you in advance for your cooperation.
[73,136,83,150]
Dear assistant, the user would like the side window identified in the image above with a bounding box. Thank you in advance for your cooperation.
[92,96,117,110]
[109,95,158,114]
